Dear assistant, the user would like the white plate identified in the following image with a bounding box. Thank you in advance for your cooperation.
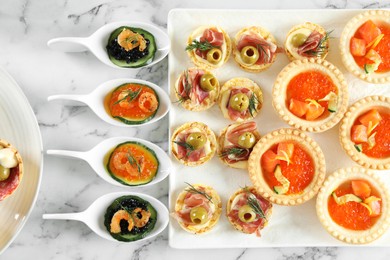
[168,9,390,248]
[0,68,43,253]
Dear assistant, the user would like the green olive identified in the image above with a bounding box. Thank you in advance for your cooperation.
[291,33,308,47]
[200,73,217,92]
[238,204,257,223]
[0,165,10,181]
[229,93,249,112]
[240,46,259,65]
[190,207,209,225]
[186,132,207,150]
[206,48,222,65]
[237,132,256,149]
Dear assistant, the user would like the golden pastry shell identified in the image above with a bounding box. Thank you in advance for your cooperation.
[272,58,349,132]
[340,9,390,84]
[339,95,390,170]
[174,184,222,234]
[171,121,217,167]
[174,67,220,111]
[316,167,390,244]
[248,128,326,206]
[233,26,278,72]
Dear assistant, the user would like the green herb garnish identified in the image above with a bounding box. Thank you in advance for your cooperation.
[185,182,213,204]
[256,43,270,63]
[173,140,195,157]
[175,71,192,104]
[126,149,142,174]
[304,30,333,57]
[219,147,247,158]
[248,93,260,118]
[186,40,214,52]
[246,192,266,219]
[114,87,142,105]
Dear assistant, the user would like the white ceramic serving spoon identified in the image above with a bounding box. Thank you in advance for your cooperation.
[43,192,169,243]
[47,21,170,69]
[46,137,171,187]
[47,78,170,127]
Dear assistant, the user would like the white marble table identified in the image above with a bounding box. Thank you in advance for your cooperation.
[1,0,390,259]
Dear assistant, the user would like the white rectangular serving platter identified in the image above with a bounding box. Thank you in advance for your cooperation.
[167,9,390,248]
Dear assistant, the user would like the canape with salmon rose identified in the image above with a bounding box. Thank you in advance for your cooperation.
[171,122,217,167]
[174,68,220,111]
[233,26,279,72]
[226,186,272,236]
[218,121,261,169]
[285,22,331,61]
[218,78,263,122]
[186,26,231,70]
[172,183,222,234]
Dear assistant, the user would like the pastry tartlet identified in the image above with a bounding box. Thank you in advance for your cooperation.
[273,58,348,132]
[285,22,330,61]
[218,77,263,122]
[186,26,231,70]
[226,186,272,236]
[233,26,278,72]
[217,121,261,169]
[316,167,390,244]
[340,95,390,170]
[0,139,23,201]
[340,10,390,84]
[171,122,217,167]
[172,183,222,234]
[248,128,326,206]
[174,68,220,111]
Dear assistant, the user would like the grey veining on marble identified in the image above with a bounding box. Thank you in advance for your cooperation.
[1,0,390,259]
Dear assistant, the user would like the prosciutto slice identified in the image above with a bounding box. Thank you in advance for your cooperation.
[236,33,278,65]
[221,145,250,163]
[195,28,224,58]
[227,192,271,236]
[297,30,322,57]
[0,166,20,201]
[176,133,206,162]
[175,189,212,225]
[226,88,251,121]
[177,69,209,104]
[226,121,257,146]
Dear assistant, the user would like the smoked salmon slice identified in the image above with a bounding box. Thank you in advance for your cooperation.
[261,150,279,173]
[289,98,308,117]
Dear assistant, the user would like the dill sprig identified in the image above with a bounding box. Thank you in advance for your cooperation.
[246,192,266,219]
[248,93,260,118]
[185,182,213,204]
[256,43,270,63]
[173,140,195,157]
[219,147,247,158]
[175,71,192,104]
[304,30,333,57]
[186,40,214,52]
[126,149,142,174]
[114,88,142,105]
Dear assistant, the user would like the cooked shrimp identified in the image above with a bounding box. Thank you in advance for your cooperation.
[112,151,143,176]
[117,91,136,109]
[132,208,151,228]
[117,28,146,51]
[110,209,134,233]
[138,92,158,113]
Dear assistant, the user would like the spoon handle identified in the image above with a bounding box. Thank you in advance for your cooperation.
[46,149,88,161]
[47,94,89,105]
[43,212,84,222]
[47,37,90,52]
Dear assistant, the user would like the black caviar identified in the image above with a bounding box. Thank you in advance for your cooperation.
[106,35,150,64]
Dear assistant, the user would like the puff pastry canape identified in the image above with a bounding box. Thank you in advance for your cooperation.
[284,22,331,61]
[273,58,348,132]
[226,186,272,236]
[218,121,261,169]
[340,10,390,83]
[172,183,222,234]
[186,26,231,70]
[233,26,279,72]
[248,128,326,206]
[171,122,217,167]
[0,139,23,201]
[218,77,263,122]
[174,67,220,111]
[316,167,390,244]
[340,95,390,170]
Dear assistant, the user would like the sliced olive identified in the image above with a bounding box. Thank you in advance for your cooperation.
[229,93,249,112]
[291,33,308,47]
[238,204,256,223]
[240,46,259,65]
[186,132,207,150]
[237,132,256,149]
[206,48,222,65]
[190,206,208,225]
[200,73,217,92]
[0,165,10,181]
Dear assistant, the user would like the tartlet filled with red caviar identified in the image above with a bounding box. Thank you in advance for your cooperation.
[272,58,348,132]
[186,26,231,70]
[248,128,326,206]
[340,10,390,83]
[316,167,390,244]
[339,95,390,170]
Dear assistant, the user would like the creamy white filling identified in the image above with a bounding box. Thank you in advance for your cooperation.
[285,28,313,60]
[0,148,18,169]
[230,193,246,211]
